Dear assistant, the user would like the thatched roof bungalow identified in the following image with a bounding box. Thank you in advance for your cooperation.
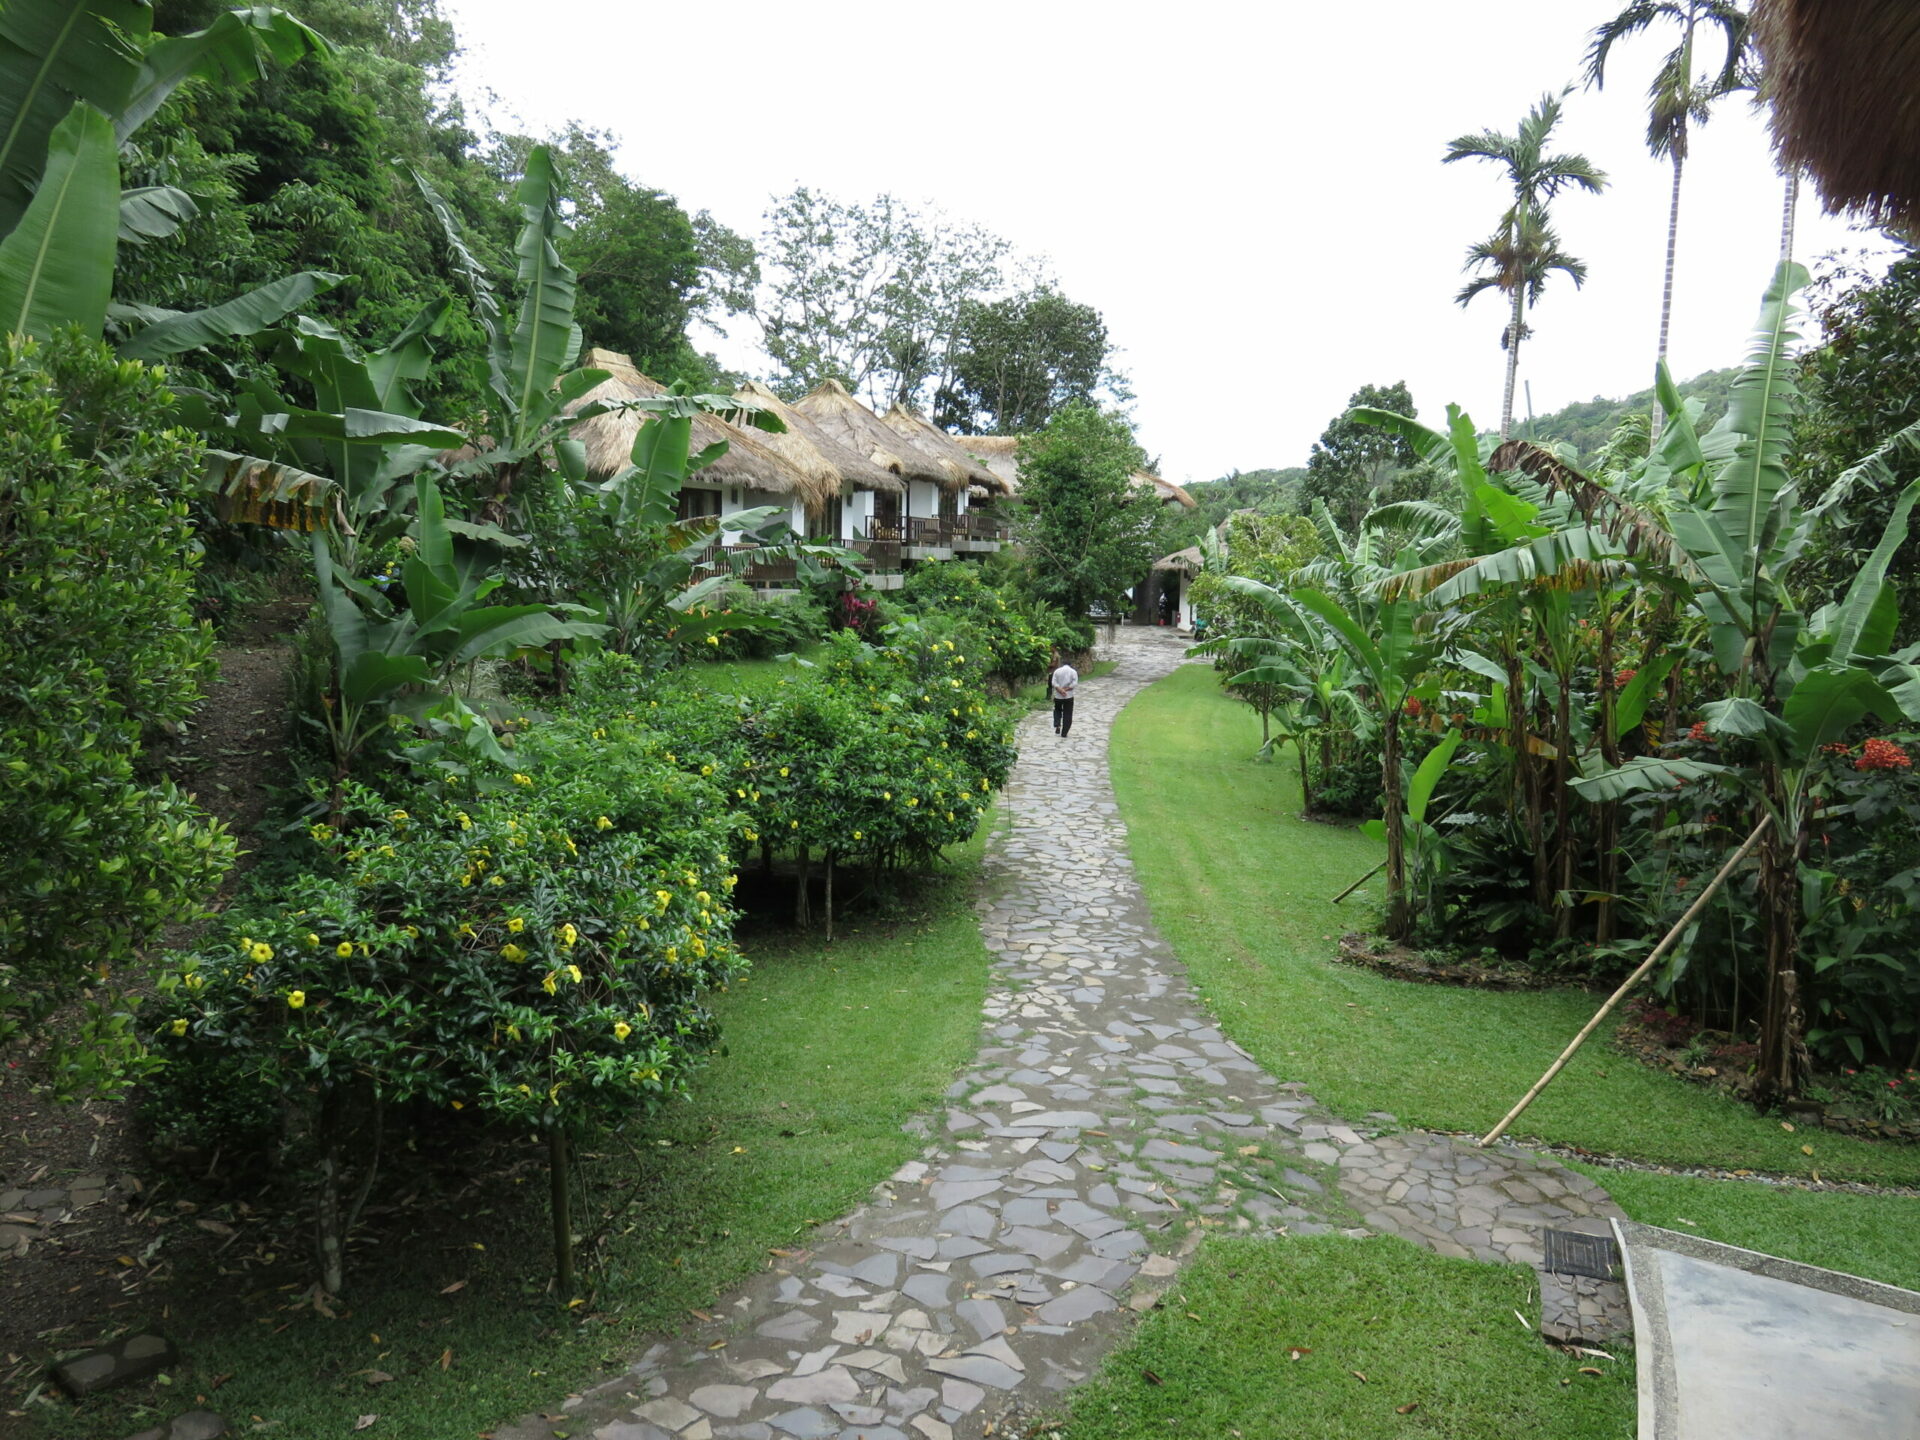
[881,406,1010,495]
[731,379,902,496]
[792,380,945,490]
[948,433,1197,510]
[1754,0,1920,230]
[566,349,834,516]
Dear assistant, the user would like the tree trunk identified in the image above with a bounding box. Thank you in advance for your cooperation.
[794,845,811,929]
[1383,713,1410,940]
[316,1126,345,1298]
[1505,650,1550,914]
[1779,167,1800,266]
[1298,740,1314,813]
[1595,616,1623,943]
[549,1125,575,1296]
[1500,287,1526,441]
[1754,787,1811,1106]
[1553,668,1575,941]
[1651,146,1685,440]
[824,850,835,943]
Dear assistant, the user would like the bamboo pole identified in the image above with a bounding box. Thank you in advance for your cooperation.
[1331,860,1387,905]
[1477,814,1771,1148]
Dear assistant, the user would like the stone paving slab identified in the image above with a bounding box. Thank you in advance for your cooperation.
[495,630,1627,1440]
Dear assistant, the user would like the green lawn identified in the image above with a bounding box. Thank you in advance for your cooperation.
[1565,1162,1920,1291]
[688,643,828,698]
[37,831,991,1440]
[1107,663,1920,1187]
[1062,1235,1633,1440]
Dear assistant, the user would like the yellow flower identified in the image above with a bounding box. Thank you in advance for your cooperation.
[736,788,746,799]
[249,941,274,963]
[853,830,863,840]
[638,917,650,930]
[566,964,583,983]
[458,923,477,939]
[706,634,720,645]
[907,797,919,807]
[790,820,798,829]
[541,973,558,995]
[743,829,758,842]
[613,1021,632,1042]
[335,941,354,958]
[461,872,474,888]
[388,809,409,822]
[980,779,990,791]
[403,925,420,940]
[184,972,203,991]
[656,889,673,911]
[305,932,320,948]
[488,874,505,886]
[170,1018,189,1036]
[287,990,307,1009]
[779,767,789,777]
[666,752,677,764]
[690,937,707,958]
[595,815,613,830]
[457,812,473,830]
[502,943,527,963]
[507,916,525,934]
[451,1100,465,1110]
[559,923,578,947]
[696,891,711,905]
[512,773,533,787]
[883,791,892,801]
[308,823,332,843]
[700,764,714,776]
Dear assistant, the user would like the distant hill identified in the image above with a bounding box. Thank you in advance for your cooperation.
[1183,467,1308,531]
[1524,367,1738,459]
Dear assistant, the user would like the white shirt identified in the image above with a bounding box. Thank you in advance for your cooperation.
[1050,664,1079,699]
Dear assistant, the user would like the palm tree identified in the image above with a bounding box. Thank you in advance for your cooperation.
[1585,2,1751,436]
[1445,92,1608,441]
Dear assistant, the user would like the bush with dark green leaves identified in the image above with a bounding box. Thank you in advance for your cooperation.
[0,332,234,1093]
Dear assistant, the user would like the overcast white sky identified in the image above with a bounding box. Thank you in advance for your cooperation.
[439,0,1886,484]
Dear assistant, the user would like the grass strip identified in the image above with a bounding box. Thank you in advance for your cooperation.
[1060,1234,1633,1439]
[1106,664,1920,1186]
[41,834,990,1440]
[1563,1162,1920,1290]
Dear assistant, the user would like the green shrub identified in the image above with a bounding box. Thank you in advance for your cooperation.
[711,584,830,660]
[0,332,235,1091]
[897,561,1057,683]
[155,723,744,1290]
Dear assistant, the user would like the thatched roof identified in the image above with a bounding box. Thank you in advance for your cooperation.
[1135,471,1197,509]
[1153,545,1202,574]
[1755,0,1920,229]
[957,434,1022,494]
[567,350,831,510]
[946,434,1193,508]
[733,379,902,495]
[880,406,1008,495]
[792,379,947,489]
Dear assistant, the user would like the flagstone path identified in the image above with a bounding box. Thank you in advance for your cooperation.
[499,628,1626,1440]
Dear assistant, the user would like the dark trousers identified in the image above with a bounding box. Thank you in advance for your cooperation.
[1053,697,1074,736]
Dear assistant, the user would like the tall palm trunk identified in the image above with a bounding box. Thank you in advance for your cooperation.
[1651,146,1685,440]
[1500,286,1525,441]
[1779,167,1800,266]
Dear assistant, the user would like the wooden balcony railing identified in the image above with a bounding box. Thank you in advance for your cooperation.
[905,516,946,546]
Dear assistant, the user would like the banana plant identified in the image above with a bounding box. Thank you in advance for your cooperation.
[312,471,605,783]
[563,387,865,654]
[408,149,610,517]
[0,2,329,340]
[1573,262,1920,1102]
[1362,728,1465,934]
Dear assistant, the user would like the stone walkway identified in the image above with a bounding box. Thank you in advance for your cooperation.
[501,628,1626,1440]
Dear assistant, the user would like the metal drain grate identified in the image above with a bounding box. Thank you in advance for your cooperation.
[1543,1229,1621,1281]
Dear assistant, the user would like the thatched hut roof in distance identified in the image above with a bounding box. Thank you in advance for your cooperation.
[567,349,830,509]
[880,406,1007,494]
[1135,471,1197,509]
[1152,545,1202,574]
[956,433,1021,494]
[793,379,946,488]
[733,379,902,495]
[1755,0,1920,229]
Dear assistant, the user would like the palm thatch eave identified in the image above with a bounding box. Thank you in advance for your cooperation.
[1754,0,1920,230]
[733,379,903,496]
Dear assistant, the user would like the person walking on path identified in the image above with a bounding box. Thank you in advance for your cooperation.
[1050,652,1080,738]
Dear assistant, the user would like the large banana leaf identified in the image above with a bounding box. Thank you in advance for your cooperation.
[1781,666,1897,755]
[1826,478,1920,664]
[0,0,147,235]
[504,146,576,449]
[1571,755,1735,802]
[0,101,117,338]
[118,183,198,243]
[117,268,341,359]
[1407,729,1463,825]
[201,447,335,531]
[116,5,330,142]
[1711,262,1808,601]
